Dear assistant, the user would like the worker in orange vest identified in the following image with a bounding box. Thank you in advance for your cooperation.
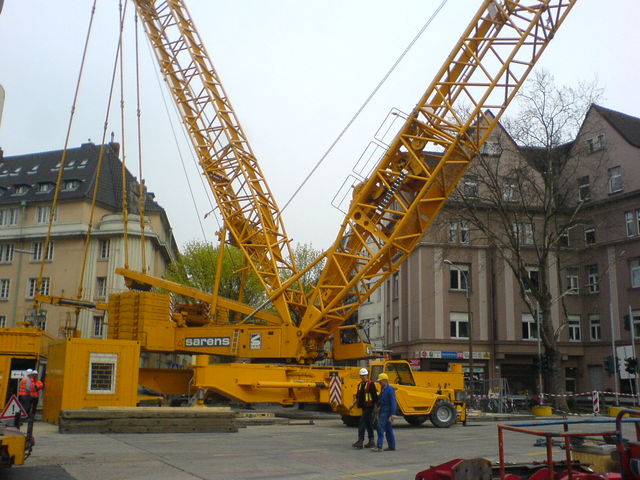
[17,369,43,419]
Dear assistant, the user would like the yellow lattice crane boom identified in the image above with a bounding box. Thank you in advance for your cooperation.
[131,0,306,324]
[297,0,578,352]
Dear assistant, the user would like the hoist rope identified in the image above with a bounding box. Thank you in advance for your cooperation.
[134,11,148,274]
[279,0,448,217]
[76,0,130,299]
[118,0,130,270]
[36,0,99,308]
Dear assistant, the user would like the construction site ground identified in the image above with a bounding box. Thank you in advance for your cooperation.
[3,410,629,480]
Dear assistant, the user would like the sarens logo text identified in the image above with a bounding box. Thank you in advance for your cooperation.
[185,337,230,347]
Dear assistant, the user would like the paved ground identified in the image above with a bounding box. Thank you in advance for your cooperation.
[4,414,632,480]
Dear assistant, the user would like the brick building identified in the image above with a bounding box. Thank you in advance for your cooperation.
[383,104,640,395]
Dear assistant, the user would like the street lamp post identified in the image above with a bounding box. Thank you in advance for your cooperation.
[444,259,473,392]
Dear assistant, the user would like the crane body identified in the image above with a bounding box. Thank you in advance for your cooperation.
[30,0,577,429]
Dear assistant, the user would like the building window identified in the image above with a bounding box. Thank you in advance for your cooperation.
[99,239,110,260]
[463,175,478,197]
[587,134,605,153]
[513,223,534,245]
[481,141,502,156]
[0,279,10,300]
[26,277,50,299]
[589,314,601,341]
[93,315,105,338]
[0,208,20,226]
[586,265,599,294]
[559,230,570,247]
[0,315,5,328]
[568,315,581,342]
[449,222,458,242]
[392,273,399,299]
[449,264,469,291]
[631,259,640,288]
[88,352,117,394]
[584,225,596,245]
[12,185,29,196]
[96,277,107,300]
[62,180,80,191]
[502,178,518,202]
[0,243,14,264]
[36,206,57,224]
[566,267,579,295]
[450,312,469,339]
[449,221,470,244]
[31,241,54,262]
[578,176,590,202]
[633,310,640,339]
[393,317,400,343]
[608,166,623,193]
[37,183,54,194]
[626,211,636,237]
[460,221,470,244]
[523,266,539,292]
[522,313,539,340]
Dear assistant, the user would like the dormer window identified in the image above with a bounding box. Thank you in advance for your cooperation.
[10,167,22,177]
[64,160,77,170]
[37,183,54,194]
[12,185,29,196]
[62,180,80,192]
[78,159,89,168]
[28,165,39,175]
[0,170,8,178]
[51,162,61,172]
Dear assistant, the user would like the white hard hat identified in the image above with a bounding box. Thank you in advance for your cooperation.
[25,369,36,376]
[359,368,369,376]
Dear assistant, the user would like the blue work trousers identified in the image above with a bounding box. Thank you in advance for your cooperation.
[376,410,395,449]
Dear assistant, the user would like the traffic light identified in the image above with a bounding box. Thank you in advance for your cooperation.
[533,354,550,372]
[603,356,621,374]
[625,357,638,374]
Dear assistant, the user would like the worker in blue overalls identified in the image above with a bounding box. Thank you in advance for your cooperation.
[372,373,397,452]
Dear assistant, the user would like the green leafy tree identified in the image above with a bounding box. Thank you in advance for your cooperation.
[164,240,265,307]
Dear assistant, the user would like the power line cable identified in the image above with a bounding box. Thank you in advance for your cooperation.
[279,0,448,216]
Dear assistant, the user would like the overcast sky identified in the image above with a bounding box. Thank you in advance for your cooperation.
[1,1,639,252]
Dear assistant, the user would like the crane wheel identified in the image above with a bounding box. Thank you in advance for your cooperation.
[340,415,360,428]
[403,414,429,426]
[429,400,456,428]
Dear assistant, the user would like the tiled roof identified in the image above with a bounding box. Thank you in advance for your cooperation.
[0,142,163,213]
[593,104,640,148]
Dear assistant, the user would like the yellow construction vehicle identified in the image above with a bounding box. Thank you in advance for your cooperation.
[36,0,577,427]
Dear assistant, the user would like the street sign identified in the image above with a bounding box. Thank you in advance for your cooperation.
[0,395,28,420]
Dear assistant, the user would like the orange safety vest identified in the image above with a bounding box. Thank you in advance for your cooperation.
[18,377,29,396]
[30,379,43,398]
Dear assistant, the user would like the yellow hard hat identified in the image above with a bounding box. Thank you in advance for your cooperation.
[377,373,389,381]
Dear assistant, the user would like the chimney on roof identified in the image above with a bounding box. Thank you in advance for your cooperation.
[148,192,155,200]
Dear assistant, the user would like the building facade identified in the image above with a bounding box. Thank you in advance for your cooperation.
[0,142,178,340]
[383,105,640,395]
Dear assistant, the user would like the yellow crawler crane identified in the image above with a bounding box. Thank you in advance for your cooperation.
[100,0,577,427]
[37,0,577,427]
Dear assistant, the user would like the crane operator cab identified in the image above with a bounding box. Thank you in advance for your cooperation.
[333,325,373,360]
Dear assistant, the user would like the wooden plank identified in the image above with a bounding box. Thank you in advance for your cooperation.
[60,407,232,420]
[60,418,236,428]
[59,424,238,434]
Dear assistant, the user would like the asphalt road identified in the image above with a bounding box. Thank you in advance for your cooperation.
[4,415,632,480]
